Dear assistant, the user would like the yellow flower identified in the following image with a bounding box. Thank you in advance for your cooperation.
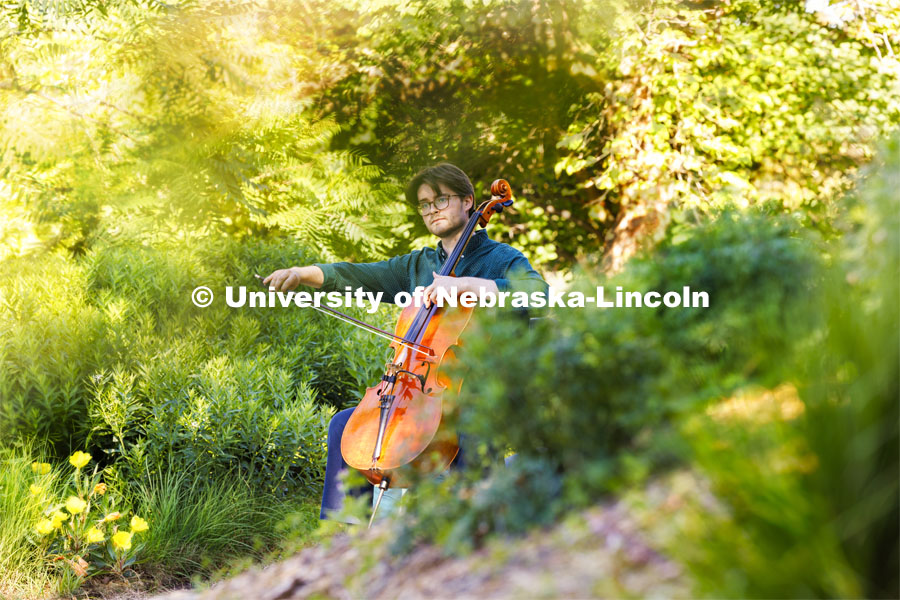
[50,510,68,529]
[85,527,105,544]
[111,530,132,551]
[31,462,51,475]
[92,482,107,496]
[103,511,121,523]
[65,496,87,515]
[35,519,54,535]
[68,451,91,470]
[29,484,43,496]
[130,515,149,533]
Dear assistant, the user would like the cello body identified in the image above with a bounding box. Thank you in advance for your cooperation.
[340,303,472,488]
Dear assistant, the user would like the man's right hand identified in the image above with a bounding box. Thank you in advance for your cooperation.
[262,266,324,292]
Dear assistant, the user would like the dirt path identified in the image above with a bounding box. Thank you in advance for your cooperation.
[153,490,690,600]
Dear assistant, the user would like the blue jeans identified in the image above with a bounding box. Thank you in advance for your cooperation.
[320,407,370,519]
[319,407,473,520]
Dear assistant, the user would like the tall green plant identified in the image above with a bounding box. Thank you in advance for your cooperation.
[391,207,823,557]
[0,0,404,261]
[390,137,899,598]
[0,236,384,493]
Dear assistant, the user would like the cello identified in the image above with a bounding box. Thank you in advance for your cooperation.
[340,179,514,524]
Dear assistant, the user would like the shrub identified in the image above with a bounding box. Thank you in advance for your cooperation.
[0,235,386,497]
[463,209,821,478]
[392,137,899,599]
[665,136,899,598]
[0,253,115,452]
[393,208,823,553]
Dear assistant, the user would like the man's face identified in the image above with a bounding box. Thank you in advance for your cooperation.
[418,183,473,238]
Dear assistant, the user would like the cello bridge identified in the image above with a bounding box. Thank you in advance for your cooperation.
[379,394,395,410]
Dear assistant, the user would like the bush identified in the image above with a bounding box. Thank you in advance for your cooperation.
[392,137,899,599]
[0,253,115,451]
[665,136,899,598]
[465,209,821,475]
[393,208,823,552]
[0,235,387,497]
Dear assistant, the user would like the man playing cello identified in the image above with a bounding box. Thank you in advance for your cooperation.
[263,163,547,520]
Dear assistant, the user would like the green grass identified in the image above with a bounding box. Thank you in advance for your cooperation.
[0,445,56,599]
[0,445,324,599]
[133,462,320,583]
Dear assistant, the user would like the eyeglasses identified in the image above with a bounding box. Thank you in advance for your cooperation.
[417,194,461,215]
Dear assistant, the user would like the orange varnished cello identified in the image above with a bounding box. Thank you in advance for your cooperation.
[341,179,514,523]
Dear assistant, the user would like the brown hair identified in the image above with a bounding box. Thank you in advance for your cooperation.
[405,163,476,216]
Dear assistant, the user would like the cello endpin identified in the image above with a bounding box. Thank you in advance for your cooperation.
[368,479,390,529]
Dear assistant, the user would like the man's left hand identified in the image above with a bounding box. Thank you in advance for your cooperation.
[422,272,498,308]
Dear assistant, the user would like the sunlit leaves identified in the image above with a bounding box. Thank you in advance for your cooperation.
[0,0,403,260]
[557,0,900,271]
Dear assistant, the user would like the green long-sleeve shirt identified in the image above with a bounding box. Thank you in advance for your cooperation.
[315,229,547,303]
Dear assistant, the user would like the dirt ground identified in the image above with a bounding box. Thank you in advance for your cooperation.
[150,491,691,600]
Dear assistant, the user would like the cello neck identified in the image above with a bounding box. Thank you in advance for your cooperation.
[438,209,483,277]
[402,210,483,347]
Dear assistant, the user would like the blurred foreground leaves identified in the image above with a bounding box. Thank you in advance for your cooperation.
[391,135,899,598]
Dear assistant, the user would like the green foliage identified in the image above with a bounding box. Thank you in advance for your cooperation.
[666,135,899,598]
[0,444,321,597]
[311,0,615,264]
[388,137,898,598]
[0,445,55,599]
[2,0,897,270]
[133,462,287,580]
[313,0,899,268]
[392,456,564,555]
[804,134,899,598]
[559,0,900,268]
[389,209,821,555]
[1,0,898,595]
[455,209,820,474]
[0,252,114,448]
[1,0,405,262]
[0,236,386,495]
